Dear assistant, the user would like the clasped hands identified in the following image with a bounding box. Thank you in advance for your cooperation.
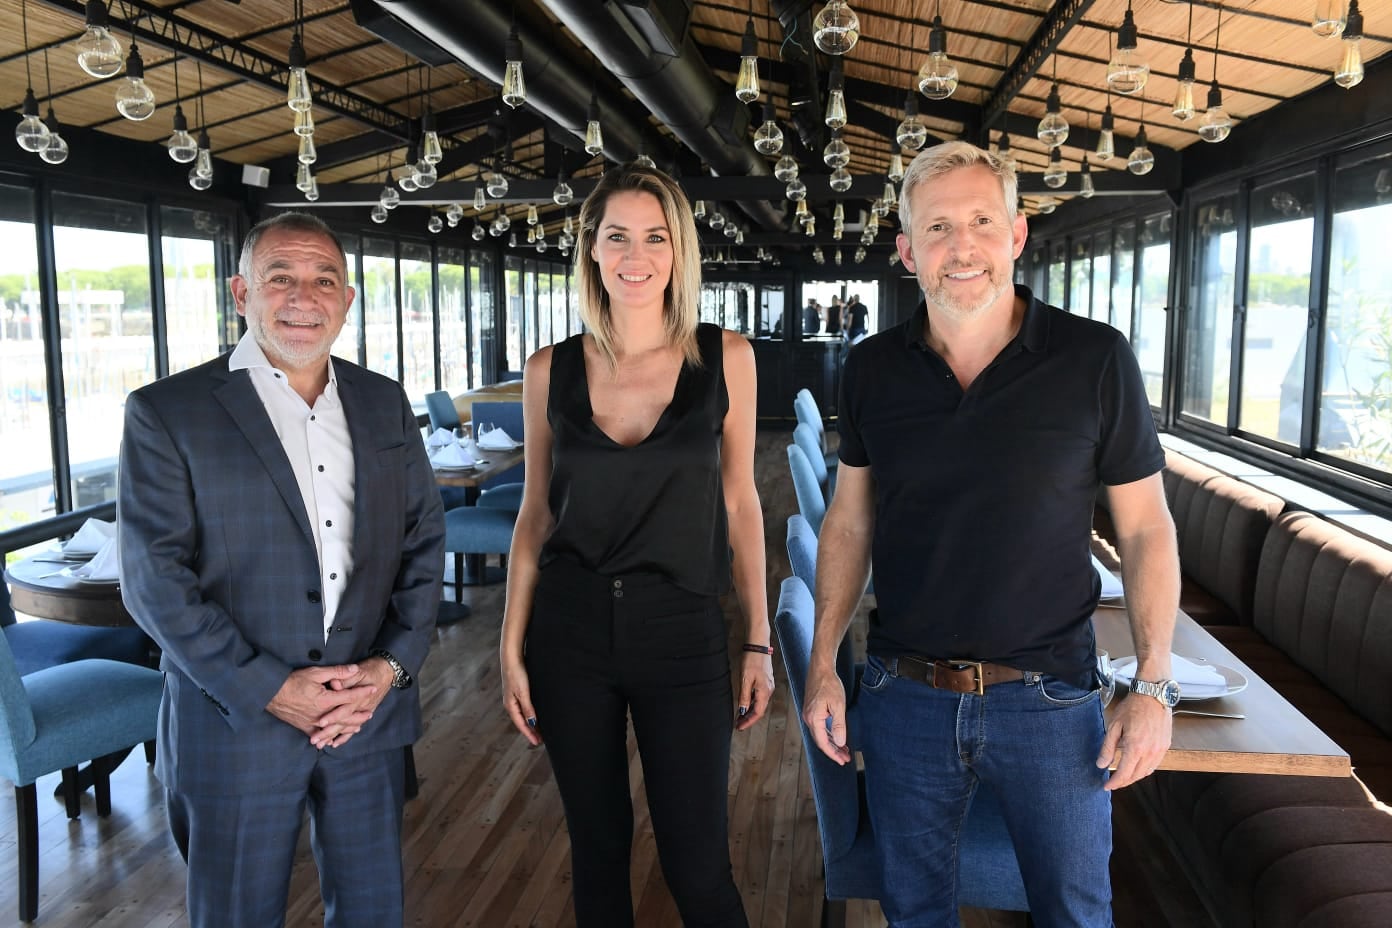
[267,659,395,749]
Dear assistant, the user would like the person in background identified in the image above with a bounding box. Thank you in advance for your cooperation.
[499,163,772,928]
[826,295,844,337]
[844,293,869,344]
[803,297,823,336]
[802,142,1180,926]
[118,211,445,928]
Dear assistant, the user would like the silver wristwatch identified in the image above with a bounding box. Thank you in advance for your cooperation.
[1131,677,1181,708]
[370,649,412,689]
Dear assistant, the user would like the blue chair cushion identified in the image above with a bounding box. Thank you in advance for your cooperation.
[3,622,150,678]
[787,445,827,534]
[443,507,517,555]
[425,390,461,432]
[439,486,471,511]
[477,483,524,513]
[4,658,162,787]
[786,514,818,590]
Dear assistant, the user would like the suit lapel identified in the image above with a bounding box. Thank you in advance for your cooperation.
[212,365,316,546]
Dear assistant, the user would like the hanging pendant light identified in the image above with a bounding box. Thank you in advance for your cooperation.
[1335,0,1365,89]
[1094,101,1113,160]
[774,154,799,182]
[896,93,928,151]
[189,63,213,189]
[754,103,784,155]
[553,169,574,206]
[527,204,539,226]
[115,41,156,121]
[421,111,442,165]
[16,6,50,153]
[918,8,959,101]
[823,128,850,168]
[399,144,420,191]
[1128,125,1154,176]
[833,202,845,223]
[786,178,808,202]
[888,152,905,183]
[297,133,317,165]
[305,176,320,202]
[497,210,512,232]
[285,3,312,113]
[1043,148,1068,188]
[76,0,123,78]
[813,1,860,55]
[830,167,853,192]
[382,184,401,210]
[1037,66,1069,148]
[709,210,726,230]
[472,220,486,241]
[447,202,464,225]
[1107,1,1149,95]
[428,215,444,234]
[38,50,69,164]
[584,90,604,156]
[736,15,760,103]
[1198,10,1233,142]
[167,105,198,162]
[1312,0,1348,38]
[1079,153,1095,198]
[825,59,847,129]
[1174,4,1197,121]
[294,108,315,137]
[371,203,388,224]
[414,158,437,188]
[502,22,526,108]
[295,162,313,193]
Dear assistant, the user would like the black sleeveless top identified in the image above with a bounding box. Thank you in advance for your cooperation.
[539,323,731,595]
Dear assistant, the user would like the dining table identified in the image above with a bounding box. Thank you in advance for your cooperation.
[5,552,132,627]
[1094,603,1351,778]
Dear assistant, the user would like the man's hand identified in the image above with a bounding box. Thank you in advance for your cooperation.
[802,663,852,765]
[1096,693,1173,790]
[266,661,390,750]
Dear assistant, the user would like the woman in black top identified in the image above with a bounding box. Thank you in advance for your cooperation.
[500,164,772,928]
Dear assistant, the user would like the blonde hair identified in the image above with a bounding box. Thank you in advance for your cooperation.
[898,141,1019,233]
[573,163,702,374]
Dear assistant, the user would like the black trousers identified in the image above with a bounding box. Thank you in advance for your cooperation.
[526,559,749,928]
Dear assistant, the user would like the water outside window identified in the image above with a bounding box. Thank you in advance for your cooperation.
[1243,175,1314,442]
[1182,195,1238,424]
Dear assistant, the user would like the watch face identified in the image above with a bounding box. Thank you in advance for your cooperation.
[1161,680,1182,707]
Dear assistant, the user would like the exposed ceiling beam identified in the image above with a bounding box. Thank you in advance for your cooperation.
[982,0,1099,131]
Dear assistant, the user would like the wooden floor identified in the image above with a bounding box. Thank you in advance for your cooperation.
[1,430,1217,927]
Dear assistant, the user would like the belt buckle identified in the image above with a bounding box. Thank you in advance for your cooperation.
[942,659,986,696]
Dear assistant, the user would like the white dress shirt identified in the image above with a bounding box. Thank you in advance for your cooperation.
[229,336,355,640]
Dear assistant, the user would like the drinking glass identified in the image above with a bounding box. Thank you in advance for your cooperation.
[1096,649,1116,708]
[475,421,495,446]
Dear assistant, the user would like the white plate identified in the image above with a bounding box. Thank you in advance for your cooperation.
[1112,656,1248,702]
[432,462,479,471]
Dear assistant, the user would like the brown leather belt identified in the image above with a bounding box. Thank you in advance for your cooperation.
[893,657,1026,695]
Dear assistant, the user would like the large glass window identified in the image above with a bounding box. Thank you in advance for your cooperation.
[438,246,470,393]
[52,193,154,509]
[1182,194,1238,424]
[161,207,232,373]
[0,185,53,532]
[537,263,553,350]
[362,238,398,379]
[550,270,568,344]
[504,256,523,373]
[1110,225,1134,341]
[400,242,434,400]
[1048,242,1066,307]
[760,284,785,339]
[1069,237,1091,317]
[1133,217,1167,406]
[472,251,496,386]
[332,244,361,365]
[1245,175,1315,443]
[1322,150,1392,470]
[1092,230,1114,330]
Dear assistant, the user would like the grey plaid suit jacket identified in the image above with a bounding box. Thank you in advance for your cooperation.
[117,351,445,797]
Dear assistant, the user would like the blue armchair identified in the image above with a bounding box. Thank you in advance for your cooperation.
[772,576,1029,923]
[0,630,162,922]
[787,444,827,535]
[2,580,151,678]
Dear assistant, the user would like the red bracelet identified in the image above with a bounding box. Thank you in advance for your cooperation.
[743,643,775,656]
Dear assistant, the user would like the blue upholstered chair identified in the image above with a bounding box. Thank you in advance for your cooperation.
[794,392,838,470]
[443,507,516,599]
[497,370,524,382]
[1,581,151,679]
[424,390,462,432]
[787,444,827,535]
[0,630,163,923]
[477,484,524,512]
[471,400,525,492]
[786,514,819,590]
[773,577,1029,924]
[794,422,832,502]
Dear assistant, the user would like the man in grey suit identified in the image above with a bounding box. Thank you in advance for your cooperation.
[118,211,445,927]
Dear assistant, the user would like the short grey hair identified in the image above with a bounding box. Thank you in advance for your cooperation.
[237,211,348,280]
[898,141,1019,233]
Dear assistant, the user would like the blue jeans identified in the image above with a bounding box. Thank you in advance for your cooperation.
[857,655,1113,928]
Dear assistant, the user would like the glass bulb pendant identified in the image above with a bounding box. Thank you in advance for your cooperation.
[1197,82,1233,142]
[834,247,843,266]
[381,185,401,209]
[486,171,509,198]
[1173,48,1197,121]
[823,131,850,169]
[855,246,866,264]
[40,110,68,165]
[15,89,50,152]
[813,1,860,56]
[1335,2,1365,89]
[166,105,198,163]
[472,221,486,242]
[774,155,799,182]
[77,1,123,78]
[736,18,760,103]
[1036,83,1068,148]
[918,17,959,101]
[786,178,807,202]
[115,44,156,121]
[636,151,656,169]
[189,164,213,190]
[414,160,437,188]
[795,199,811,224]
[295,162,313,193]
[1096,104,1115,161]
[305,177,320,202]
[297,133,317,165]
[294,107,315,137]
[896,94,928,151]
[1107,6,1149,95]
[502,25,526,108]
[584,94,604,156]
[888,152,905,183]
[469,186,485,212]
[553,176,574,206]
[833,202,845,222]
[370,203,388,224]
[447,203,464,223]
[1043,148,1068,188]
[428,215,443,234]
[753,103,784,156]
[527,204,538,226]
[286,32,312,112]
[693,200,707,220]
[709,211,725,230]
[496,212,511,232]
[1079,158,1095,198]
[804,217,816,237]
[1127,126,1155,175]
[421,116,443,165]
[194,131,213,178]
[1312,0,1347,38]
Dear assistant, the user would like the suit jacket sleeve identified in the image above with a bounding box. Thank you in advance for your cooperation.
[118,387,294,730]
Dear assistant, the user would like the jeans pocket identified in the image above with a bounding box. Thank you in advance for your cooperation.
[1033,674,1098,707]
[859,655,893,694]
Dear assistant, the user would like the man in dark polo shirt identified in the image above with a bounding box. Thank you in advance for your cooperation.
[801,141,1181,927]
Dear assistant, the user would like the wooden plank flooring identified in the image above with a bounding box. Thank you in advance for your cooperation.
[1,429,1215,927]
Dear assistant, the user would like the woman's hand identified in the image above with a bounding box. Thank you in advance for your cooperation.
[736,650,775,731]
[501,656,542,746]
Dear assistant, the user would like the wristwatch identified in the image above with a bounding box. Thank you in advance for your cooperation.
[369,649,413,690]
[1131,677,1182,708]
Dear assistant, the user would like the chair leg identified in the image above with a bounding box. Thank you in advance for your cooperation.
[15,784,39,923]
[821,897,848,928]
[93,751,119,817]
[404,744,419,801]
[60,767,82,819]
[453,552,464,603]
[144,739,156,765]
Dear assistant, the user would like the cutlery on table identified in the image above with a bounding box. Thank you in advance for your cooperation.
[1173,709,1246,719]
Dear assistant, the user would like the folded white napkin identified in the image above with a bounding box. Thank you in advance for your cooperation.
[1092,554,1124,599]
[64,518,116,557]
[73,536,120,581]
[426,427,454,448]
[1170,654,1226,691]
[431,442,476,468]
[477,427,518,450]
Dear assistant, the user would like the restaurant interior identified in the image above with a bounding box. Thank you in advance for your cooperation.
[2,0,1391,925]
